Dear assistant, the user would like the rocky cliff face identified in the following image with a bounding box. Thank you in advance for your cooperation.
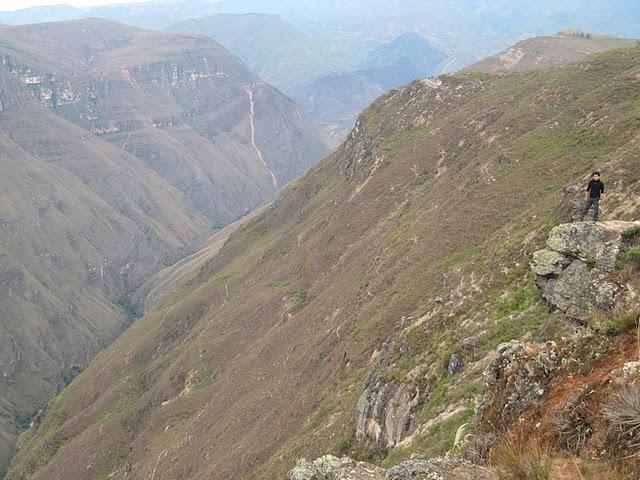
[289,455,494,480]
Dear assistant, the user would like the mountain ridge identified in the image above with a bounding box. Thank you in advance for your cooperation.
[466,30,639,73]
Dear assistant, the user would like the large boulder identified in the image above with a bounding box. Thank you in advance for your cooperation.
[386,458,494,480]
[532,221,639,321]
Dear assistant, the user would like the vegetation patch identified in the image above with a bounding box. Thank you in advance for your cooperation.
[293,291,309,310]
[306,403,335,431]
[490,437,552,480]
[382,125,427,154]
[215,272,235,284]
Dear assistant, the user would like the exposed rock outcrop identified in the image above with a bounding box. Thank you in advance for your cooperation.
[477,340,562,431]
[290,456,384,480]
[289,455,495,480]
[532,221,639,321]
[355,381,419,448]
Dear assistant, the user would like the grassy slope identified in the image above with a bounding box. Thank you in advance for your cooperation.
[7,47,640,480]
[467,31,639,73]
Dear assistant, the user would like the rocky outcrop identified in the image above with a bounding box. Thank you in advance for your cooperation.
[290,456,384,480]
[355,382,419,448]
[477,340,562,431]
[289,455,494,480]
[532,221,639,321]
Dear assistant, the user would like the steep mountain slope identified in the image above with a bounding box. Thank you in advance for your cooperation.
[168,14,347,96]
[0,17,326,475]
[167,16,447,143]
[0,19,328,221]
[361,32,447,90]
[467,30,639,72]
[0,57,210,475]
[132,205,269,314]
[8,46,640,480]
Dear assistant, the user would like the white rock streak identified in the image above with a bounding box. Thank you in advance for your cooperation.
[244,84,278,189]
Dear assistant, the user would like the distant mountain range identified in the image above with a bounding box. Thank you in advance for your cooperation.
[169,14,449,141]
[2,0,638,139]
[0,17,326,474]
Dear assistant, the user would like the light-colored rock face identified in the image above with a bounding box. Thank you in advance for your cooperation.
[623,361,640,381]
[531,249,570,276]
[545,222,629,268]
[355,382,418,448]
[532,221,639,321]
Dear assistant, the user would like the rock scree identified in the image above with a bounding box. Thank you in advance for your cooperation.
[289,454,495,480]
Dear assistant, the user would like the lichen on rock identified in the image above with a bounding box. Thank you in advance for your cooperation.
[532,221,640,321]
[477,340,562,431]
[289,455,494,480]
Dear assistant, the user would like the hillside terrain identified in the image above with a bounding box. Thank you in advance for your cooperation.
[168,14,348,97]
[0,19,327,220]
[168,15,447,141]
[7,44,640,480]
[5,1,639,142]
[467,31,639,72]
[0,17,326,475]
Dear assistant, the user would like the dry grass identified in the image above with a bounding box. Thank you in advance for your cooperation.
[491,437,553,480]
[602,386,640,459]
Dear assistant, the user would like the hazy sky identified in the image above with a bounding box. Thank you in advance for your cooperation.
[1,0,131,10]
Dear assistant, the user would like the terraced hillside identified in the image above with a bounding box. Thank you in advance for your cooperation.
[0,18,327,475]
[7,46,640,480]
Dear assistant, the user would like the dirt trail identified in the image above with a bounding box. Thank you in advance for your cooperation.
[245,84,278,189]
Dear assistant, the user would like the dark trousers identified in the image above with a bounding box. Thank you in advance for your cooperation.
[581,197,600,221]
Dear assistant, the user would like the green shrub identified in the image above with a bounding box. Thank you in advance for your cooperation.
[587,310,617,336]
[293,291,308,310]
[627,247,640,267]
[621,226,640,244]
[616,308,640,333]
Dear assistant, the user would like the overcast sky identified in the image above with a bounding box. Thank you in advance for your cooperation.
[0,0,132,10]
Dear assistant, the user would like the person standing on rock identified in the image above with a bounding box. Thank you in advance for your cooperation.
[581,172,604,222]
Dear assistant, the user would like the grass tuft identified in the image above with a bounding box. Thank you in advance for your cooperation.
[490,437,552,480]
[602,386,640,457]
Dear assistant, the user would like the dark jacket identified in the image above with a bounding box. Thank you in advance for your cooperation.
[587,180,604,199]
